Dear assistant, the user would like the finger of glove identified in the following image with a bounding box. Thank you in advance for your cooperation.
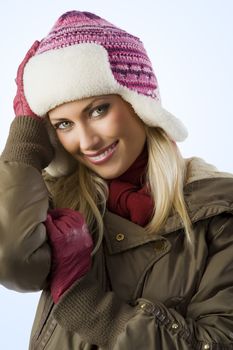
[50,223,93,257]
[13,89,32,116]
[48,208,85,223]
[54,221,92,248]
[47,209,86,236]
[15,40,40,85]
[53,215,85,230]
[46,213,84,237]
[45,212,93,254]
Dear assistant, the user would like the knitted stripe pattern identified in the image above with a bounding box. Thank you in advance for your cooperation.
[36,11,158,99]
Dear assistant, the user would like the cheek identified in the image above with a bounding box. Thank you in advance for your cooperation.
[112,112,146,142]
[100,111,131,138]
[56,132,79,153]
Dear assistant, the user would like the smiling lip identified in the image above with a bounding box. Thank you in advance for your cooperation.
[83,141,118,165]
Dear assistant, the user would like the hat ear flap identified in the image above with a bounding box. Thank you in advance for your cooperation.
[43,117,77,177]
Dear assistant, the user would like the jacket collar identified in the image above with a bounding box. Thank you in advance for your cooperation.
[104,211,162,254]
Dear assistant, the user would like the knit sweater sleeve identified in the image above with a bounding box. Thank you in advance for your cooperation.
[0,116,53,291]
[1,116,53,169]
[53,268,136,349]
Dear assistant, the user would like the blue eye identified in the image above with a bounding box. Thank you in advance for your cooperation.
[90,104,110,118]
[54,121,72,130]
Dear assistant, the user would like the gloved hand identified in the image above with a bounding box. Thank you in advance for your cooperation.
[13,40,40,118]
[45,208,93,304]
[0,40,54,170]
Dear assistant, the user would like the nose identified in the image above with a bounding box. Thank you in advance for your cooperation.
[75,123,102,152]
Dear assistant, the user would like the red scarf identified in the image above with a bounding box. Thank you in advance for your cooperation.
[107,146,154,226]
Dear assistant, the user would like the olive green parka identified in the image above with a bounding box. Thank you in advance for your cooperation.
[1,118,233,350]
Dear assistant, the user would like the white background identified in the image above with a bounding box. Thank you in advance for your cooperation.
[0,1,232,349]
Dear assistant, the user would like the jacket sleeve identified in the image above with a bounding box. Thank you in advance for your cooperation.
[53,213,233,350]
[0,117,53,292]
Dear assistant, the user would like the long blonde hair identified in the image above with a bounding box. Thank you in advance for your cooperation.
[145,127,192,241]
[43,126,192,251]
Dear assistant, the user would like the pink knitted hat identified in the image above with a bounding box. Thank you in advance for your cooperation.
[23,10,188,176]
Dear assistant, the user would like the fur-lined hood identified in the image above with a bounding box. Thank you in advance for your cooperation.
[157,157,233,235]
[185,157,233,184]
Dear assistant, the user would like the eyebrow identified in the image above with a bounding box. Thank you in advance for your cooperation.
[50,95,112,122]
[82,95,111,113]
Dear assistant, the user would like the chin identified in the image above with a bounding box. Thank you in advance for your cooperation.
[93,170,120,180]
[94,165,130,180]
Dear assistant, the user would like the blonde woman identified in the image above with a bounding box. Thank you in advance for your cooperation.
[1,10,233,350]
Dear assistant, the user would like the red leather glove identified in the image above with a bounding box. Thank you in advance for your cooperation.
[44,208,93,304]
[1,40,54,170]
[13,40,40,118]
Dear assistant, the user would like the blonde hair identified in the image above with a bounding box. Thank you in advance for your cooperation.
[145,127,192,241]
[44,127,192,252]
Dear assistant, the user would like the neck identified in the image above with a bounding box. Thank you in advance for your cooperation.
[115,144,148,186]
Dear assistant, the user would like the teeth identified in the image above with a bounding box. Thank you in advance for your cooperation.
[88,143,116,161]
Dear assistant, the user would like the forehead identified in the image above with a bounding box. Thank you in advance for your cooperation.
[48,94,128,119]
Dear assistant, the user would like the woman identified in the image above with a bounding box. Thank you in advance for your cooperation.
[1,10,233,349]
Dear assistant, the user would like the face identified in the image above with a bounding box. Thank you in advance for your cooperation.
[49,95,146,179]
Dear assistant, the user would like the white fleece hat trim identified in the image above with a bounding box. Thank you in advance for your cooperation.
[24,43,188,143]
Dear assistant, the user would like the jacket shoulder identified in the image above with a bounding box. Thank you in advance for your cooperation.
[184,157,233,218]
[184,177,233,223]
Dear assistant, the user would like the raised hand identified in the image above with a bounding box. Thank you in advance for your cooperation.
[13,40,40,118]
